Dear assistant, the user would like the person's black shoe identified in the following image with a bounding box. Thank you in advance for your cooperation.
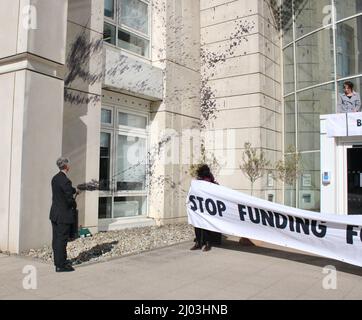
[190,242,201,250]
[56,265,75,272]
[202,242,211,252]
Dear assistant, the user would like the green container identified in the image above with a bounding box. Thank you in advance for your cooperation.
[78,228,92,238]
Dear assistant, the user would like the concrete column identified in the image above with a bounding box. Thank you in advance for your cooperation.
[148,0,201,224]
[0,0,68,253]
[200,0,282,201]
[62,0,104,234]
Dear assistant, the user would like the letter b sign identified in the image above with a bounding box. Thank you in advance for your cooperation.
[357,119,362,127]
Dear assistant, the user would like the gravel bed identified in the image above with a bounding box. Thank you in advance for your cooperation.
[17,224,195,266]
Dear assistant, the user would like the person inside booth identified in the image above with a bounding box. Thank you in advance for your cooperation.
[337,81,361,113]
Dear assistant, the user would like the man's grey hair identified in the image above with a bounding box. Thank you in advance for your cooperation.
[56,157,69,170]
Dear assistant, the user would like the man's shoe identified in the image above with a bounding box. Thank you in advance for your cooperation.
[202,243,211,252]
[190,243,201,250]
[56,265,75,272]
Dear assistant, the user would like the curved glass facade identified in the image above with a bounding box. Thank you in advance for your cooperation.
[282,0,362,210]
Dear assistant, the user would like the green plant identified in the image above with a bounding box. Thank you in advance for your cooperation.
[275,145,302,186]
[189,142,220,178]
[240,142,270,196]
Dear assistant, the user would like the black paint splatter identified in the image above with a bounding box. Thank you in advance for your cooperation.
[200,19,255,129]
[64,28,103,105]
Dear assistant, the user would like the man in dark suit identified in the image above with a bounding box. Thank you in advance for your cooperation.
[50,157,78,272]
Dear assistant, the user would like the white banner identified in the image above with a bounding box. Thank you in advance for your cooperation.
[347,112,362,136]
[326,112,362,137]
[187,180,362,267]
[326,113,347,137]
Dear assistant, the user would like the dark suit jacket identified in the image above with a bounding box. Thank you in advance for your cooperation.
[49,171,77,224]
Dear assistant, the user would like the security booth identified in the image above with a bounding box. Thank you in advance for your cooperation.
[320,112,362,215]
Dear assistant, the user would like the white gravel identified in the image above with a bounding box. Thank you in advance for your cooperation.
[19,224,195,266]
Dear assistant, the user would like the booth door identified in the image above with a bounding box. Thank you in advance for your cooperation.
[347,147,362,214]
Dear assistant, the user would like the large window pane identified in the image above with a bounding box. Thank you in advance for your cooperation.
[284,152,297,207]
[101,109,112,124]
[113,196,146,217]
[296,28,334,89]
[118,28,149,57]
[299,152,320,211]
[336,16,362,78]
[281,0,293,46]
[104,22,116,45]
[98,197,112,219]
[285,95,296,150]
[99,132,111,191]
[118,112,147,129]
[295,0,331,39]
[284,186,297,207]
[335,0,362,21]
[119,0,149,35]
[116,134,146,191]
[104,0,115,19]
[297,83,335,152]
[283,45,295,94]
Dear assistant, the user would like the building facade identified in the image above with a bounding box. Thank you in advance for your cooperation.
[1,0,361,253]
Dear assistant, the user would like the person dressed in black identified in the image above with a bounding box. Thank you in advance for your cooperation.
[50,157,79,272]
[190,164,221,252]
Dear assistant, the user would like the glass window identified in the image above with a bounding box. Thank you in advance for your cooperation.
[118,112,147,128]
[284,94,296,150]
[117,28,149,57]
[283,45,295,94]
[296,28,334,89]
[299,152,320,212]
[104,22,116,45]
[336,15,362,78]
[116,134,146,191]
[295,0,331,39]
[113,196,146,217]
[99,197,112,219]
[281,0,293,46]
[101,109,112,124]
[335,0,362,21]
[283,153,297,207]
[99,132,111,191]
[103,0,150,58]
[297,83,335,152]
[284,185,297,207]
[104,0,115,19]
[119,0,149,35]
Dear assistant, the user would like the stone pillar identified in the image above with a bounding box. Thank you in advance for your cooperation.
[200,0,282,201]
[0,0,68,253]
[62,0,104,234]
[148,0,201,224]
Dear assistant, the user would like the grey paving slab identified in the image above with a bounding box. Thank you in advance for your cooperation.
[1,240,362,300]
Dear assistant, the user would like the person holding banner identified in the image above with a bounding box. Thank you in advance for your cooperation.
[190,164,221,252]
[337,81,361,113]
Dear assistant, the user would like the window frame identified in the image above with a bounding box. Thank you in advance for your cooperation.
[101,106,114,127]
[104,0,151,59]
[99,103,150,220]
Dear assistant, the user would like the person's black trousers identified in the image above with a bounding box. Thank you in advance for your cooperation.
[195,227,222,246]
[51,222,71,268]
[194,227,211,246]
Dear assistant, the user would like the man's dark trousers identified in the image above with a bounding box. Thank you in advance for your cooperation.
[51,222,72,268]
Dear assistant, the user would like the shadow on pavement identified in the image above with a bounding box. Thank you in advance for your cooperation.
[69,241,118,265]
[216,238,362,277]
